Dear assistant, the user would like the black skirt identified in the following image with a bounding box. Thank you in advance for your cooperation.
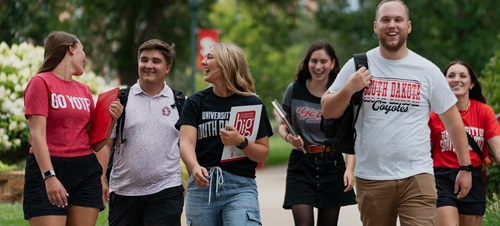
[283,149,357,209]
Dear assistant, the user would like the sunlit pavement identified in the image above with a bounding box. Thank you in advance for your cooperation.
[256,164,363,226]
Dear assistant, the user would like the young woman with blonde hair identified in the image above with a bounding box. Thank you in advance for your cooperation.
[176,42,273,226]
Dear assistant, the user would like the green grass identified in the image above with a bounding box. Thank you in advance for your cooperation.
[484,193,500,226]
[0,203,28,226]
[264,134,291,167]
[96,208,109,226]
[0,203,109,226]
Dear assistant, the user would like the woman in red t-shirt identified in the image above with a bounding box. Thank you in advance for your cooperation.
[23,31,122,226]
[429,61,500,226]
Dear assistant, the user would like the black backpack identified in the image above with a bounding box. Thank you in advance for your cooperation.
[320,53,368,155]
[105,86,186,181]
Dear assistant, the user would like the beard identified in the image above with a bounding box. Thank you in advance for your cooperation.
[379,33,407,52]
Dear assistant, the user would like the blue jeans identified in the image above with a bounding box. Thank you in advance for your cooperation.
[185,167,261,226]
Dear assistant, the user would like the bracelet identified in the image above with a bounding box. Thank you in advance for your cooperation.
[285,133,290,142]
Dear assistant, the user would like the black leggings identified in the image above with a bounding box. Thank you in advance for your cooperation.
[291,204,341,226]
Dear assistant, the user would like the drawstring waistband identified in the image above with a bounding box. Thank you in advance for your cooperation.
[207,166,224,204]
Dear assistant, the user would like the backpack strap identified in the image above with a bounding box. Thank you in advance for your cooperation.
[106,86,130,181]
[116,87,131,144]
[353,53,368,70]
[171,88,186,115]
[351,53,368,145]
[351,52,368,110]
[351,53,368,106]
[466,131,483,159]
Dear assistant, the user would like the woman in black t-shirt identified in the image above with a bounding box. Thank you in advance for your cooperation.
[176,42,273,226]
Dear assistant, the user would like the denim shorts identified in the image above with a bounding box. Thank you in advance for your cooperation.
[185,167,261,226]
[23,154,103,219]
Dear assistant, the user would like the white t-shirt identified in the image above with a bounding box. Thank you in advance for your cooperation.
[328,47,456,180]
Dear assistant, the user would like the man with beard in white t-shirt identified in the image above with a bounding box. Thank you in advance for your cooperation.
[321,1,472,225]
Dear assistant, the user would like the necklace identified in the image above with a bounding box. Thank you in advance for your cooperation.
[459,101,471,116]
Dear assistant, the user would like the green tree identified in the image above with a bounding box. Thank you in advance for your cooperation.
[315,0,500,72]
[207,0,296,105]
[0,1,70,45]
[481,35,500,113]
[0,0,300,95]
[0,0,216,92]
[207,0,344,107]
[66,0,205,91]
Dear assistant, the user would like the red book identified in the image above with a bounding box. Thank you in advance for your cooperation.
[89,87,119,145]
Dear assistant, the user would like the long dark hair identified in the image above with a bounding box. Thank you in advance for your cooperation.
[295,40,340,87]
[443,60,486,103]
[38,31,80,74]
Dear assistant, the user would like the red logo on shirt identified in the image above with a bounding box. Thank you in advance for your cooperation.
[234,110,256,137]
[162,106,171,116]
[296,107,321,119]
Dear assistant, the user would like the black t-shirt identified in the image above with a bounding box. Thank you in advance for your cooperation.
[176,87,273,178]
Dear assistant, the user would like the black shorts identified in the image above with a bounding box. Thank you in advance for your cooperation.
[283,149,356,209]
[434,167,486,216]
[108,185,185,226]
[23,154,104,219]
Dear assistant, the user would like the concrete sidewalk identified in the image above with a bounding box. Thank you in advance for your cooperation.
[256,164,363,226]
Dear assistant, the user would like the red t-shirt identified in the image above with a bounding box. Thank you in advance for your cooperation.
[429,99,500,168]
[24,72,95,157]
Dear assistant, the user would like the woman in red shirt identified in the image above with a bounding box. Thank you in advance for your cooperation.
[429,61,500,226]
[23,31,122,226]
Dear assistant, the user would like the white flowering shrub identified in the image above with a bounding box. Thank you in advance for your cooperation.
[0,42,112,155]
[0,42,42,153]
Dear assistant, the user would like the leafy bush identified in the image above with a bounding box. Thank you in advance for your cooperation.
[0,160,16,172]
[0,42,112,165]
[480,34,500,197]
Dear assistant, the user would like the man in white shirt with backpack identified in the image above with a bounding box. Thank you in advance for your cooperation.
[96,39,185,226]
[321,1,472,225]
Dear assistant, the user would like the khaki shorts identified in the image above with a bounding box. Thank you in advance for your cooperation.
[356,173,437,226]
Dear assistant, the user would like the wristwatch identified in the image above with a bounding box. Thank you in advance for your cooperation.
[459,164,473,172]
[236,137,249,149]
[42,170,56,180]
